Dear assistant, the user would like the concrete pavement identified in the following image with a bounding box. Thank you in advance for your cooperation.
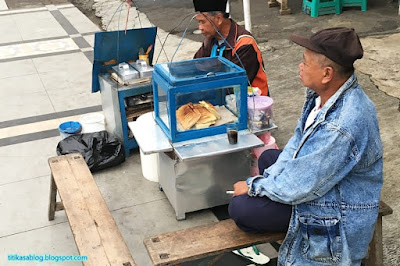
[0,2,276,266]
[0,0,399,265]
[0,2,224,266]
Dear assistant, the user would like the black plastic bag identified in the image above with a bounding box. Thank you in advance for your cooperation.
[56,131,125,172]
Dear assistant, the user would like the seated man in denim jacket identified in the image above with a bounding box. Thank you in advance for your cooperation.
[229,27,383,266]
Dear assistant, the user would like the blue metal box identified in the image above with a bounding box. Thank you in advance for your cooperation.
[92,27,157,156]
[152,57,248,143]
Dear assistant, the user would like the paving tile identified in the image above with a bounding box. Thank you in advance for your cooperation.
[0,0,7,11]
[0,91,54,122]
[0,222,80,266]
[113,199,218,266]
[0,175,68,237]
[0,74,45,97]
[12,11,67,41]
[47,88,101,112]
[0,157,50,186]
[0,136,58,157]
[0,38,79,61]
[0,59,36,80]
[0,137,59,185]
[32,52,93,101]
[93,153,167,211]
[0,16,21,44]
[83,34,94,47]
[59,7,100,34]
[32,52,91,74]
[38,67,91,91]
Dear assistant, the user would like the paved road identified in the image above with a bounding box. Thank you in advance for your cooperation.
[2,1,399,265]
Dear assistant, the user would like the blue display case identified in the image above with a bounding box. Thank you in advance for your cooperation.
[152,57,248,143]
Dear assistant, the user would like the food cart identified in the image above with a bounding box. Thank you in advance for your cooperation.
[128,57,276,220]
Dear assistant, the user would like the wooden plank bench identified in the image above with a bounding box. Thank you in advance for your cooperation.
[48,153,136,266]
[144,201,392,266]
[364,200,393,266]
[144,219,285,266]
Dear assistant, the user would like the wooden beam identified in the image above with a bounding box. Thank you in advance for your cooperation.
[48,174,57,221]
[55,202,64,211]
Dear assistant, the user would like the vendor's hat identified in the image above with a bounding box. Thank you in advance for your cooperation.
[290,27,363,67]
[193,0,227,12]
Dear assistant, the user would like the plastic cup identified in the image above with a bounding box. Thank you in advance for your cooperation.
[226,123,238,144]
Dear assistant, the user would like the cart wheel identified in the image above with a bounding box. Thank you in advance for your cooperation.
[158,184,163,191]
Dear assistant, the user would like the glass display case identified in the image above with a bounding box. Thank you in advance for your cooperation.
[152,57,248,142]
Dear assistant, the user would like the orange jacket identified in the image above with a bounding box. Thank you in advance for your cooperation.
[194,20,269,96]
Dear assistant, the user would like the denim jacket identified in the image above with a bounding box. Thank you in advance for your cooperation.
[247,74,383,265]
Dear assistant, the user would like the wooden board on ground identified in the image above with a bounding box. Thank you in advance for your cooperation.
[48,153,135,266]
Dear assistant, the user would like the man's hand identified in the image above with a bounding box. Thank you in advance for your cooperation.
[233,181,249,196]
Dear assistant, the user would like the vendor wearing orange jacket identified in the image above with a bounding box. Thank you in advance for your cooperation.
[193,0,269,96]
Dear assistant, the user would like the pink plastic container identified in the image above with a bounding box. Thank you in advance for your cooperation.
[247,96,274,129]
[257,132,271,143]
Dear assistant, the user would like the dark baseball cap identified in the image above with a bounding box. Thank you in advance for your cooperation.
[193,0,227,13]
[290,27,363,67]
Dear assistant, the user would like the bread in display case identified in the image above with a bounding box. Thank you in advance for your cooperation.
[152,57,249,142]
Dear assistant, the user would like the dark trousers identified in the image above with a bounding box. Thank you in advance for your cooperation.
[228,149,292,233]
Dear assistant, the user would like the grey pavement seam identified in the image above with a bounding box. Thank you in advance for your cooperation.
[71,36,91,49]
[0,129,60,147]
[49,10,79,35]
[47,7,95,62]
[83,50,94,63]
[0,105,102,129]
[0,35,69,47]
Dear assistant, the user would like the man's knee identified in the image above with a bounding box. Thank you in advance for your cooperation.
[229,194,292,233]
[228,195,245,222]
[258,149,282,174]
[228,195,259,232]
